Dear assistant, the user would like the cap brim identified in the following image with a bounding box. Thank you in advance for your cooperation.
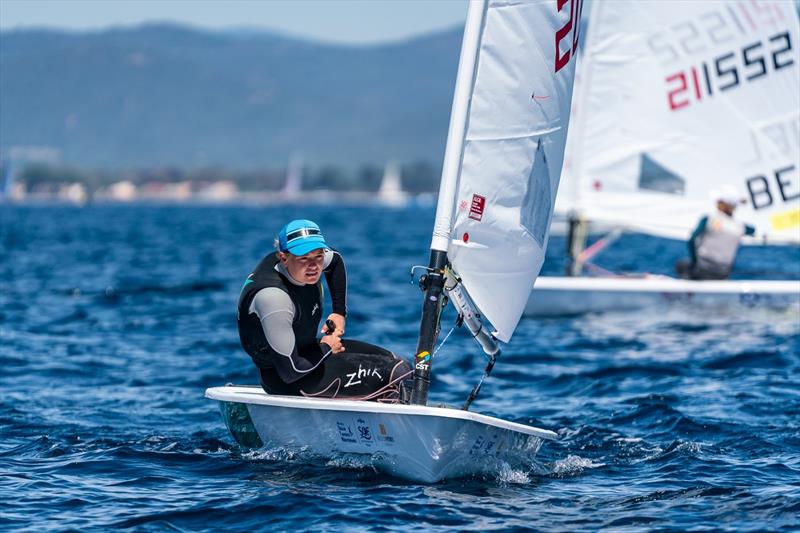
[287,237,328,256]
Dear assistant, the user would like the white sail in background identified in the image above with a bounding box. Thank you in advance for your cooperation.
[280,153,303,199]
[377,160,409,206]
[435,0,582,342]
[561,0,800,244]
[1,158,14,200]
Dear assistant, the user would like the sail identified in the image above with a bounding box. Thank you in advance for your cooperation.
[436,0,582,342]
[561,0,800,244]
[280,153,303,199]
[377,160,408,205]
[1,158,14,200]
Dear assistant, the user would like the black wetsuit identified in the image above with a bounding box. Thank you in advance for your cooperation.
[237,251,411,400]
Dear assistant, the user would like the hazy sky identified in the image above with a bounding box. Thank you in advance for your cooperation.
[0,0,469,44]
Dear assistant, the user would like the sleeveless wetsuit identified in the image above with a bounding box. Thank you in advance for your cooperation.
[237,251,412,401]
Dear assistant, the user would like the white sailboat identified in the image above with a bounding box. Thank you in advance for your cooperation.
[526,0,800,317]
[1,157,15,201]
[376,160,409,207]
[206,0,581,483]
[278,152,303,201]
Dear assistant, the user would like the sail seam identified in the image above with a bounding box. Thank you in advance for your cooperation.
[466,125,561,142]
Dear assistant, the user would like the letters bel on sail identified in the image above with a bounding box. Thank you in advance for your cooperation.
[446,0,582,342]
[561,0,800,243]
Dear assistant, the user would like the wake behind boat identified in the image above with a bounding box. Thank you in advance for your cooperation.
[206,0,581,482]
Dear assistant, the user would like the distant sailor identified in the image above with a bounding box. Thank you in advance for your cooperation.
[237,219,412,401]
[676,187,756,280]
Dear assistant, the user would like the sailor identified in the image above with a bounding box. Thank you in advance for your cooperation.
[238,219,412,401]
[676,187,756,280]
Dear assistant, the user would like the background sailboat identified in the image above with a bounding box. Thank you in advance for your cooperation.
[277,152,303,202]
[526,0,800,316]
[376,160,409,207]
[1,157,15,201]
[207,0,580,482]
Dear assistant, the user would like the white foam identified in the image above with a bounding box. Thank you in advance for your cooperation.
[552,454,605,475]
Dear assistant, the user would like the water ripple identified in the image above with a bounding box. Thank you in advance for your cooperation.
[1,205,798,530]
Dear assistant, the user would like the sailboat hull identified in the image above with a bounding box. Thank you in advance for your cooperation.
[525,276,800,317]
[206,386,556,483]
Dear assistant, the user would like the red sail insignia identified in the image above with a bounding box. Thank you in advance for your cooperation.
[469,194,486,221]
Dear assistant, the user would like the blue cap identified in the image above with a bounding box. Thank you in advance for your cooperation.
[278,219,328,256]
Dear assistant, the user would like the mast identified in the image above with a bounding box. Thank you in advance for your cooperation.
[566,213,588,276]
[410,0,487,406]
[564,0,596,276]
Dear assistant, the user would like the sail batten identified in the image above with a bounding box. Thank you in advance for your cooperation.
[465,125,563,142]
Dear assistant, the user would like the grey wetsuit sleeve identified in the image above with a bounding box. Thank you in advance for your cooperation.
[250,288,332,383]
[250,288,296,358]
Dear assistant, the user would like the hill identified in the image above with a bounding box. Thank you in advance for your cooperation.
[0,23,462,169]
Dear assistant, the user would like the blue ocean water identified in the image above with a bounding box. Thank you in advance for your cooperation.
[1,204,798,531]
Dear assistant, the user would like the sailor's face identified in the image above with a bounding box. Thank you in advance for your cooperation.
[282,249,325,284]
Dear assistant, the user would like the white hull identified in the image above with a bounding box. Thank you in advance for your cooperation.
[525,276,800,317]
[206,386,556,483]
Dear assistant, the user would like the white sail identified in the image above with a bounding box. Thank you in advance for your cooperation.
[377,160,409,205]
[561,0,800,244]
[433,0,582,342]
[280,152,303,199]
[1,158,14,200]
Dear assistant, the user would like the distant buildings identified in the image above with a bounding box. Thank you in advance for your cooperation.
[6,176,241,204]
[1,150,436,205]
[94,180,240,203]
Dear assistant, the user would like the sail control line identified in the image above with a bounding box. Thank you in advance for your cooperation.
[443,269,500,411]
[444,269,499,359]
[410,260,500,410]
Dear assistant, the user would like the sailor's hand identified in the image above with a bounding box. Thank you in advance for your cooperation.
[321,334,345,354]
[322,313,346,336]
